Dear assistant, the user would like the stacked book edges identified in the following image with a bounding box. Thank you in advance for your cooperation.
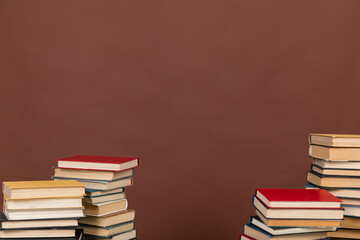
[53,155,139,240]
[1,180,85,239]
[241,188,344,240]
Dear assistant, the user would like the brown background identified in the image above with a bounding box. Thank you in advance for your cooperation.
[1,1,360,239]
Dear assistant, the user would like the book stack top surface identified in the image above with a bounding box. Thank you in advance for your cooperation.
[53,155,138,240]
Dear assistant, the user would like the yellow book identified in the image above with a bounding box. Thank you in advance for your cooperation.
[3,180,85,199]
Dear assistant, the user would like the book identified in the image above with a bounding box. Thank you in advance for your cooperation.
[53,177,132,191]
[243,223,328,240]
[305,183,360,198]
[310,145,360,161]
[253,196,344,219]
[4,196,83,210]
[340,216,360,229]
[86,188,124,197]
[79,210,135,228]
[328,228,360,238]
[54,168,134,181]
[307,171,360,188]
[313,158,360,169]
[4,208,84,220]
[80,221,134,237]
[250,216,336,235]
[3,180,85,200]
[312,164,360,176]
[57,155,139,172]
[84,199,128,216]
[0,213,78,229]
[309,134,360,147]
[343,204,360,217]
[255,188,342,208]
[84,230,136,240]
[339,198,360,206]
[83,192,126,204]
[239,234,254,240]
[255,210,341,228]
[0,228,76,238]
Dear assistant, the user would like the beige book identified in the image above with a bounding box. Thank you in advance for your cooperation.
[83,192,126,204]
[328,228,360,238]
[84,199,127,216]
[310,133,360,147]
[81,221,134,237]
[84,230,136,240]
[255,210,341,228]
[79,210,135,228]
[0,228,76,238]
[3,180,85,199]
[5,195,83,210]
[340,216,360,229]
[307,171,360,188]
[0,218,78,229]
[310,145,360,161]
[54,168,133,181]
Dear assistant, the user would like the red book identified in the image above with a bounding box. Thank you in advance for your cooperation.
[239,234,254,240]
[57,155,139,172]
[255,188,342,209]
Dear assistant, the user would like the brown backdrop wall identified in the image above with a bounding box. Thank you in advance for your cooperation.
[1,1,360,239]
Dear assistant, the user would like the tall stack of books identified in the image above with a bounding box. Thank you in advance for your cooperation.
[1,180,84,239]
[241,188,343,240]
[306,133,360,239]
[53,155,139,240]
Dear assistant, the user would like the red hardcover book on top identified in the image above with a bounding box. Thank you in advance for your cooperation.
[255,188,342,209]
[57,155,139,172]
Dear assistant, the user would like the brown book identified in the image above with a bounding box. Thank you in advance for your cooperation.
[310,133,360,147]
[84,230,136,240]
[79,210,135,228]
[84,199,127,216]
[310,145,360,161]
[328,228,360,238]
[307,171,360,188]
[81,221,134,237]
[340,216,360,229]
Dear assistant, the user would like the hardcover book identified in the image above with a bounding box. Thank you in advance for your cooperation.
[309,133,360,147]
[3,180,85,199]
[53,177,133,191]
[310,145,360,161]
[0,213,78,229]
[54,168,134,181]
[307,171,360,188]
[80,221,134,237]
[84,199,128,216]
[255,188,342,208]
[255,210,341,228]
[79,210,135,228]
[57,155,139,172]
[253,196,344,219]
[243,223,328,240]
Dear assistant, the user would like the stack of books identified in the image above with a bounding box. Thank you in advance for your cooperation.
[53,155,139,240]
[2,180,85,239]
[306,133,360,239]
[241,188,344,239]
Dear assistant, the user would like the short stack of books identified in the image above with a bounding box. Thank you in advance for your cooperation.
[306,133,360,239]
[241,188,344,239]
[53,155,139,240]
[2,180,85,239]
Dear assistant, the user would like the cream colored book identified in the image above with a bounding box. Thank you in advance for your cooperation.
[5,195,83,210]
[4,207,84,220]
[54,168,133,181]
[53,177,132,190]
[310,133,360,147]
[3,180,85,199]
[79,210,135,228]
[0,228,76,238]
[84,199,128,216]
[83,192,126,204]
[310,145,360,161]
[81,221,134,237]
[307,171,360,188]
